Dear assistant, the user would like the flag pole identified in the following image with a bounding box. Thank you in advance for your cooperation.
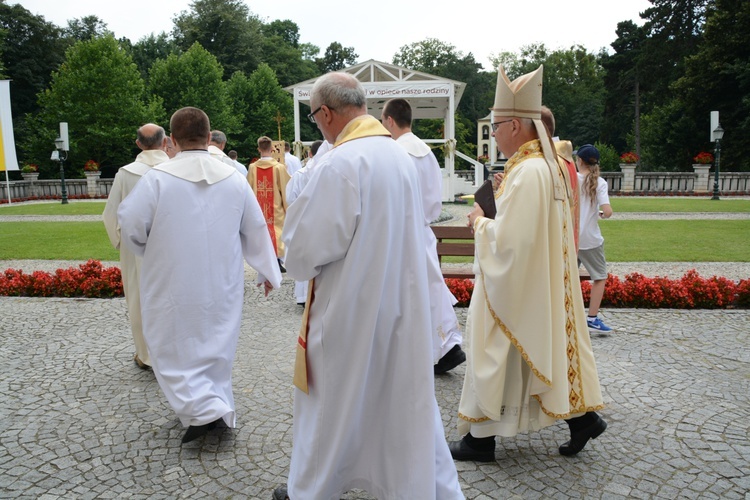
[4,170,10,204]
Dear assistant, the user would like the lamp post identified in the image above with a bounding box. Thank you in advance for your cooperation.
[54,136,68,204]
[711,124,724,200]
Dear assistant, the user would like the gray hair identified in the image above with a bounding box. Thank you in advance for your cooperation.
[211,130,227,145]
[311,72,366,111]
[136,125,165,149]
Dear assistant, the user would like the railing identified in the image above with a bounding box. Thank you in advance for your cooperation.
[2,171,749,203]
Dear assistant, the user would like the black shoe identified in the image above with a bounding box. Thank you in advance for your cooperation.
[278,259,286,273]
[181,418,221,444]
[447,438,495,462]
[559,413,607,456]
[272,486,289,500]
[434,345,466,374]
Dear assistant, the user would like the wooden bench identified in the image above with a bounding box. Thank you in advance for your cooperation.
[430,225,591,281]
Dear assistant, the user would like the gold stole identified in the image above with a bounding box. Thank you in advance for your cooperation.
[293,279,314,393]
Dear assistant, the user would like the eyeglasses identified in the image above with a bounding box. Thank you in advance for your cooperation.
[491,119,513,132]
[308,105,333,123]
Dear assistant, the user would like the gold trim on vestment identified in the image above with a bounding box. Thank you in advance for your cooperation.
[479,140,551,388]
[477,139,605,419]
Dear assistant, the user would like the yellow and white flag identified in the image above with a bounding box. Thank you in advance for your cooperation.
[0,80,19,173]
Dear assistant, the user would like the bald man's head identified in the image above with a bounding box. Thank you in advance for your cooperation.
[136,123,166,151]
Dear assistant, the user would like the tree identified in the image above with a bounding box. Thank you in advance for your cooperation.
[259,21,319,87]
[672,0,750,170]
[316,42,358,73]
[600,21,648,156]
[0,1,67,120]
[172,0,264,77]
[64,15,111,42]
[491,43,606,149]
[123,32,180,81]
[149,42,235,133]
[23,35,162,177]
[393,38,493,155]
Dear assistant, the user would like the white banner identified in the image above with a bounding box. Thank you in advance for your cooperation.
[0,80,19,172]
[293,82,453,102]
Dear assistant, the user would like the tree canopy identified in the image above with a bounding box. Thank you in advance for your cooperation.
[1,0,747,176]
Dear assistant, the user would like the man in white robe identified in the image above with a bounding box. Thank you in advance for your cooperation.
[102,123,169,370]
[209,129,247,176]
[285,139,330,305]
[118,107,282,444]
[381,98,466,374]
[449,65,606,462]
[284,141,302,177]
[275,73,463,500]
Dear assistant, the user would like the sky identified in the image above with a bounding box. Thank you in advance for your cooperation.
[15,0,653,69]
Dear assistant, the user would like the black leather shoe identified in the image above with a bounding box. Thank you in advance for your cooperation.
[181,419,221,444]
[559,414,607,456]
[448,438,495,462]
[272,486,289,499]
[278,259,287,273]
[434,345,466,374]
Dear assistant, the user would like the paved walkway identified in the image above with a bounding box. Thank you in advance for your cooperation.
[1,205,749,498]
[1,275,749,499]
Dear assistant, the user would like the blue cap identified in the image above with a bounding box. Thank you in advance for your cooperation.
[576,144,600,163]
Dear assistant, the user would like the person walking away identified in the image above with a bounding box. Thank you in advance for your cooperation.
[118,107,282,444]
[575,144,613,333]
[102,123,170,370]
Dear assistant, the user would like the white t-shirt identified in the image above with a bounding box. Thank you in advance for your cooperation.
[577,174,610,250]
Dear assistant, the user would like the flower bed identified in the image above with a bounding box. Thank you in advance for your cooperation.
[2,262,748,308]
[0,260,122,298]
[446,271,750,309]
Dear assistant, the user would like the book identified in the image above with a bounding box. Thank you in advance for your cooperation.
[473,179,496,219]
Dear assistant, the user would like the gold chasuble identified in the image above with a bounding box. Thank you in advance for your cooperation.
[292,115,391,394]
[458,140,604,438]
[247,159,291,257]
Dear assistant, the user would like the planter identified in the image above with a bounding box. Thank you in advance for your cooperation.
[21,172,39,181]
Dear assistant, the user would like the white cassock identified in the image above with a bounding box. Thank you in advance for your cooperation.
[282,116,463,500]
[102,148,169,367]
[285,141,332,304]
[209,144,247,176]
[118,150,282,428]
[284,151,302,177]
[396,132,463,363]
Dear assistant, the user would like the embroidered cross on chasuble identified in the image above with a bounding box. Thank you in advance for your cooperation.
[255,168,278,255]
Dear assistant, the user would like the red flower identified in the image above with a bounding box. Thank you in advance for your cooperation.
[693,152,714,164]
[619,152,639,164]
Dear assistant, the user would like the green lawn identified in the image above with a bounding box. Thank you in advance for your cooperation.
[0,202,106,215]
[1,201,748,263]
[610,198,750,213]
[441,219,749,263]
[601,220,750,262]
[0,222,118,261]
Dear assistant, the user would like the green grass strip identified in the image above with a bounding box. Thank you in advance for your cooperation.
[0,202,107,215]
[610,198,750,213]
[601,220,750,262]
[0,222,118,261]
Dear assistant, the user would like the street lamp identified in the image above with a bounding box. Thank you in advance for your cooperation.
[711,124,724,200]
[53,136,68,204]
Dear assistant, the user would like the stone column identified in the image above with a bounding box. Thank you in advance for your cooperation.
[21,172,40,198]
[619,164,636,192]
[85,171,101,198]
[692,164,711,193]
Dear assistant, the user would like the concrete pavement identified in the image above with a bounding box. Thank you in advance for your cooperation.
[1,276,749,499]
